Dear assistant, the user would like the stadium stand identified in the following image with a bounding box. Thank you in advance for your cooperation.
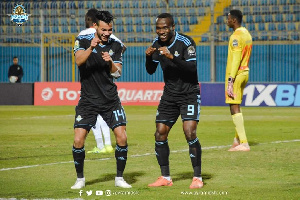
[0,0,299,43]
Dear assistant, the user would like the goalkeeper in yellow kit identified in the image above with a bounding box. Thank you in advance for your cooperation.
[225,10,252,151]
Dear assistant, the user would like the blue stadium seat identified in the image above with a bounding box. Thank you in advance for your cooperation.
[44,26,50,33]
[71,26,78,33]
[247,23,256,31]
[231,0,240,6]
[114,9,122,16]
[124,17,133,25]
[245,15,253,23]
[201,33,209,42]
[242,7,251,15]
[188,8,197,15]
[296,13,300,21]
[96,1,101,9]
[258,23,265,31]
[135,25,143,33]
[77,1,84,9]
[253,7,261,14]
[269,0,278,5]
[271,6,280,13]
[78,19,85,27]
[190,16,198,24]
[168,0,176,7]
[290,32,299,40]
[44,18,50,26]
[287,23,296,31]
[268,23,276,31]
[183,24,190,32]
[219,24,227,32]
[114,1,121,8]
[62,26,69,33]
[52,26,59,33]
[115,25,124,33]
[197,7,207,16]
[69,18,77,26]
[132,1,139,8]
[270,31,279,40]
[141,1,148,8]
[52,18,59,26]
[241,0,249,6]
[261,6,270,13]
[24,26,31,33]
[251,32,259,41]
[264,15,273,22]
[250,0,259,6]
[15,26,22,34]
[280,31,289,40]
[126,25,134,32]
[185,0,194,7]
[217,16,225,24]
[144,25,152,32]
[34,26,40,33]
[289,0,296,4]
[275,14,283,22]
[122,1,130,8]
[132,8,140,16]
[282,5,290,13]
[60,18,68,26]
[105,1,112,9]
[150,1,157,8]
[115,18,123,25]
[134,17,142,25]
[220,32,229,41]
[260,31,269,40]
[255,15,263,23]
[180,17,189,25]
[143,17,151,25]
[285,14,294,22]
[124,8,131,16]
[279,0,287,4]
[277,23,286,30]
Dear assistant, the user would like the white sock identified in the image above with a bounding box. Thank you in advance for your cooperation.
[77,177,85,181]
[95,138,104,149]
[163,176,171,181]
[194,177,202,181]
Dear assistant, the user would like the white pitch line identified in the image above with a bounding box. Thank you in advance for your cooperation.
[1,139,299,172]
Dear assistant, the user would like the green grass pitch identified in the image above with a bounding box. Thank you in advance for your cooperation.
[0,106,299,199]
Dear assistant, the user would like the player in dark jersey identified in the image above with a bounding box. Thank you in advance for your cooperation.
[145,13,203,189]
[71,10,131,189]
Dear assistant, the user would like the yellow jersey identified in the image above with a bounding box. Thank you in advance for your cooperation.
[226,27,252,78]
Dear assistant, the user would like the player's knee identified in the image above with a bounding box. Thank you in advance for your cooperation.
[73,138,84,148]
[116,133,127,146]
[184,129,197,140]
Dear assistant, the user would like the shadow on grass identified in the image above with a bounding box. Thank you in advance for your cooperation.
[249,141,259,146]
[172,172,212,182]
[86,171,145,186]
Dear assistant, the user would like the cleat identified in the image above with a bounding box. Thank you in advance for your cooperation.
[71,178,85,189]
[115,177,132,188]
[228,138,240,151]
[87,147,106,153]
[148,176,173,187]
[105,145,114,153]
[189,177,203,189]
[228,144,250,152]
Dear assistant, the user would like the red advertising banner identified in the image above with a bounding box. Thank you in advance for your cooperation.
[34,82,164,106]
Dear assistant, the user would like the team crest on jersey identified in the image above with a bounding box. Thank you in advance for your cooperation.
[232,39,238,47]
[109,49,114,56]
[76,115,83,122]
[187,46,196,56]
[174,51,180,57]
[74,40,79,50]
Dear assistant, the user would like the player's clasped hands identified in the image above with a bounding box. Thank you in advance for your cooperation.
[158,47,173,59]
[101,52,112,62]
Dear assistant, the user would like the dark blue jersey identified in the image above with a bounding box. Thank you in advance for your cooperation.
[146,32,199,95]
[74,29,123,106]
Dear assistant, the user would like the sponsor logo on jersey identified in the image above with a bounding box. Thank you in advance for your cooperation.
[74,40,79,50]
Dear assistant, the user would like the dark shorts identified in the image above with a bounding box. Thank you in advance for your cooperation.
[74,98,127,131]
[156,92,201,128]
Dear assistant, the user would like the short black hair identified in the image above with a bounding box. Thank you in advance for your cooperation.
[85,8,98,28]
[157,13,174,25]
[13,56,18,59]
[229,10,243,24]
[95,10,114,25]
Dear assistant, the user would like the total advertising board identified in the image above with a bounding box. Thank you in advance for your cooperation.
[34,82,300,107]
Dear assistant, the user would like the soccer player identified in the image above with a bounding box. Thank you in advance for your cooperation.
[8,56,23,83]
[81,8,125,154]
[145,13,203,189]
[225,10,252,152]
[71,10,131,189]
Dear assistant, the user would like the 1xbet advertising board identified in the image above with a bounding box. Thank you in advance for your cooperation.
[34,82,300,107]
[201,83,300,106]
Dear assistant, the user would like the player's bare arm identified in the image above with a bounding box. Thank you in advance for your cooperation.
[75,38,100,66]
[158,46,174,60]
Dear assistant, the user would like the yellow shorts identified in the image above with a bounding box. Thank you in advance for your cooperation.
[225,71,249,104]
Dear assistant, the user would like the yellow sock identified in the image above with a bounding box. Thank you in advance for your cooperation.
[232,113,248,143]
[234,129,239,140]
